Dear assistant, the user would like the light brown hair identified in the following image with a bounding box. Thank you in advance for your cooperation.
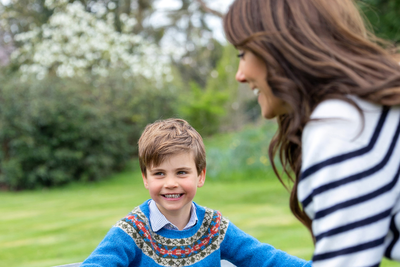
[224,0,400,235]
[138,118,206,176]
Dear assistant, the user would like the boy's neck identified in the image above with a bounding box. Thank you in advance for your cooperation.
[156,202,193,230]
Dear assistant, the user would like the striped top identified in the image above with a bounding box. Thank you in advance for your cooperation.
[298,96,400,267]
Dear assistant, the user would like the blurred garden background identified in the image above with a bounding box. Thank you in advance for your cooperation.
[0,0,399,266]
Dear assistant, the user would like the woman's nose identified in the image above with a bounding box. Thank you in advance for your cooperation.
[236,69,247,83]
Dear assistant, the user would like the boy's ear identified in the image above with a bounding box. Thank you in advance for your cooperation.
[142,172,149,189]
[197,168,206,188]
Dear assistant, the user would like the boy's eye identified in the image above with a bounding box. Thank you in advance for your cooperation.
[177,171,187,175]
[154,172,164,176]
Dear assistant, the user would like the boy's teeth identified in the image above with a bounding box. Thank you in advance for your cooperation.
[164,194,181,198]
[253,88,260,96]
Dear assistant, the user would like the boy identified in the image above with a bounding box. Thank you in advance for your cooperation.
[81,118,311,267]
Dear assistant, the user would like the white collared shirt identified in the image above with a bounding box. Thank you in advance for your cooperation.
[148,200,198,232]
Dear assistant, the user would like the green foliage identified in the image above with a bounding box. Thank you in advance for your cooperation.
[0,73,179,190]
[360,0,400,43]
[206,45,238,92]
[178,45,244,136]
[173,39,224,88]
[179,81,228,136]
[205,121,280,181]
[208,45,262,128]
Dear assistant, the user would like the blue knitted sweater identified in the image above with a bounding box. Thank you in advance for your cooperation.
[81,200,311,267]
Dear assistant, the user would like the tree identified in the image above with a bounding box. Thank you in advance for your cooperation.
[158,0,225,87]
[1,0,225,86]
[10,1,171,82]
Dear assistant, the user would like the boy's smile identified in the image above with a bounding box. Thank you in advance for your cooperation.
[142,152,206,229]
[162,194,183,199]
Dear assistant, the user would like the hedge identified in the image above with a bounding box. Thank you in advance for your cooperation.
[0,74,178,190]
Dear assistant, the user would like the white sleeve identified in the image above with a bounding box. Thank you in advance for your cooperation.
[298,99,400,267]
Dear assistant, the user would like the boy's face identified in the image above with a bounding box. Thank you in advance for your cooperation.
[142,152,206,218]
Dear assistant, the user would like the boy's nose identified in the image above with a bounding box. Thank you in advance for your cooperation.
[164,177,178,188]
[235,69,247,83]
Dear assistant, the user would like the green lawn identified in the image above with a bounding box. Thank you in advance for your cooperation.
[1,165,399,267]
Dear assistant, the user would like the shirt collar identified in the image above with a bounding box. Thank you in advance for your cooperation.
[148,199,198,232]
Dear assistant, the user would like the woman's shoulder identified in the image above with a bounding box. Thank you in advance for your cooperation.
[310,96,380,120]
[305,96,383,142]
[301,96,400,170]
[301,97,388,166]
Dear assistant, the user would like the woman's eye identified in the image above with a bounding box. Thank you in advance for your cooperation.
[237,51,245,58]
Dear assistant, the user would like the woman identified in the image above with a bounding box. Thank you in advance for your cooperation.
[224,0,400,266]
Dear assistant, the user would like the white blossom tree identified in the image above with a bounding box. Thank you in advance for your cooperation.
[11,1,171,83]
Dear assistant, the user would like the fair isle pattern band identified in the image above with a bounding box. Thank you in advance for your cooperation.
[115,206,229,267]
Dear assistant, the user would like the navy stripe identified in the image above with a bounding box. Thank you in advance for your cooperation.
[366,264,380,267]
[302,194,313,208]
[313,236,385,261]
[314,158,400,219]
[302,194,312,208]
[300,107,389,182]
[315,208,391,242]
[385,215,400,259]
[302,114,400,209]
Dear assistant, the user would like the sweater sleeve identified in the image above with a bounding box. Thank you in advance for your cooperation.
[220,222,311,267]
[80,227,137,267]
[299,99,399,266]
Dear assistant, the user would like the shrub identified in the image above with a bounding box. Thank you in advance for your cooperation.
[178,45,238,136]
[205,121,281,181]
[0,74,178,190]
[179,81,229,136]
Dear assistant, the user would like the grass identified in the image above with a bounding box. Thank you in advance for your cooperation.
[1,167,399,266]
[0,166,309,267]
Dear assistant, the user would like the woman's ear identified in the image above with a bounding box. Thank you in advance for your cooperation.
[197,168,206,188]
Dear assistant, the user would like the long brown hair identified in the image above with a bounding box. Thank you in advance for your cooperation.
[223,0,400,235]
